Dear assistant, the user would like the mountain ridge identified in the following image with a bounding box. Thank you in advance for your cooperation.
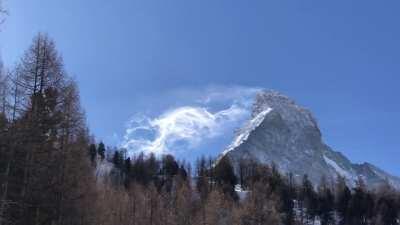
[220,90,400,189]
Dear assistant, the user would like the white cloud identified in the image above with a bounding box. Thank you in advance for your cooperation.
[120,86,261,156]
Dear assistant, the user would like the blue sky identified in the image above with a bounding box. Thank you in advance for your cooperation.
[0,0,399,175]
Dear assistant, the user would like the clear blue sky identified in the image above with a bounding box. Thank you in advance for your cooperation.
[1,0,399,176]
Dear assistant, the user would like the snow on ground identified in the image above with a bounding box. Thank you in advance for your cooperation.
[323,155,354,181]
[95,159,113,178]
[235,184,249,200]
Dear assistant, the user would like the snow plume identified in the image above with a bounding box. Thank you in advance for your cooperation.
[120,86,262,156]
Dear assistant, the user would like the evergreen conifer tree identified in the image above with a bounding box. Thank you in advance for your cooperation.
[97,142,106,160]
[89,144,97,163]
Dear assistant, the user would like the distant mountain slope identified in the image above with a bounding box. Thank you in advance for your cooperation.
[220,90,400,189]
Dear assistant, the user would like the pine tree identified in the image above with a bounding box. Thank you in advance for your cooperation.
[124,157,132,173]
[348,178,369,225]
[318,177,334,225]
[124,157,132,188]
[368,183,395,225]
[301,175,318,224]
[145,153,160,185]
[112,151,123,168]
[162,154,179,178]
[335,176,352,225]
[196,156,209,201]
[161,154,179,192]
[281,173,295,225]
[132,152,146,184]
[97,142,106,160]
[89,143,97,163]
[213,157,238,199]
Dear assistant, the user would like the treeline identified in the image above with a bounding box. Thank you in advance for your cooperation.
[95,148,400,225]
[88,147,280,225]
[236,159,400,225]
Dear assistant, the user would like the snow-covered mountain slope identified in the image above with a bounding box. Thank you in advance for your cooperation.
[220,90,400,189]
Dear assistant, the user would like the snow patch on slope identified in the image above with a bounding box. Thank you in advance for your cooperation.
[96,160,113,178]
[323,155,355,182]
[222,108,272,155]
[235,184,249,200]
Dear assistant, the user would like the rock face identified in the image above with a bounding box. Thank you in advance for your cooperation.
[220,90,400,189]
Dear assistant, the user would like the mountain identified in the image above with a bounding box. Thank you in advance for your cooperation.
[220,90,400,189]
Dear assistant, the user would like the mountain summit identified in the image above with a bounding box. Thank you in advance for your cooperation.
[220,90,400,189]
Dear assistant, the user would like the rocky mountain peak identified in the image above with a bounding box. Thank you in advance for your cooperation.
[220,90,400,189]
[252,90,296,116]
[252,90,320,136]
